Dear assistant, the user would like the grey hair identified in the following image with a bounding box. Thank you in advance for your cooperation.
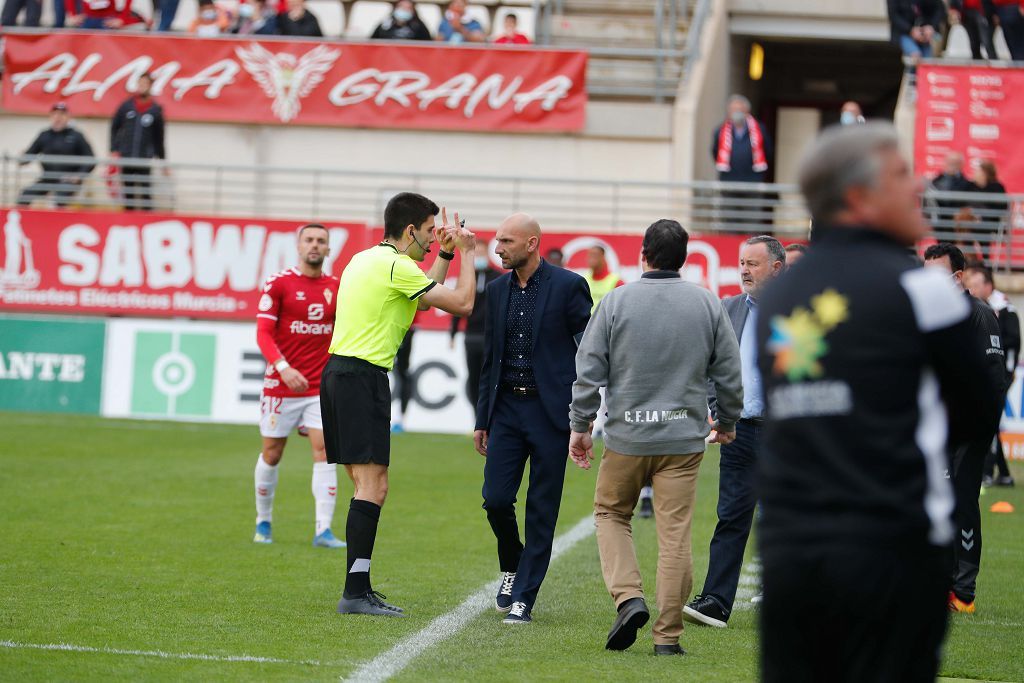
[728,94,751,110]
[798,122,901,224]
[744,235,786,265]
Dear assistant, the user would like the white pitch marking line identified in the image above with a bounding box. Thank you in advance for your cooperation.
[0,640,321,667]
[733,561,761,611]
[344,514,596,683]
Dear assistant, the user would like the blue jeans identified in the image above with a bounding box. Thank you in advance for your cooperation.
[157,0,178,30]
[996,5,1024,60]
[700,419,761,612]
[899,34,934,58]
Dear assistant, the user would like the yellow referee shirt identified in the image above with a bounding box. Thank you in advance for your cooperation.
[328,243,436,370]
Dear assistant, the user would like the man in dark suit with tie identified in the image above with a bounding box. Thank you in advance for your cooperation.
[473,213,592,625]
[684,235,786,628]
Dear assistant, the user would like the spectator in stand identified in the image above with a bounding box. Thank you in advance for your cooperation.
[277,0,321,37]
[371,0,431,40]
[887,0,945,59]
[783,243,807,266]
[494,12,530,44]
[66,0,145,28]
[712,95,772,185]
[110,73,166,212]
[232,0,276,34]
[189,0,230,35]
[840,101,866,126]
[1,0,41,26]
[155,0,178,31]
[972,159,1008,259]
[950,0,998,59]
[993,0,1024,59]
[545,248,564,268]
[17,103,96,208]
[932,151,975,215]
[436,0,484,43]
[711,95,773,231]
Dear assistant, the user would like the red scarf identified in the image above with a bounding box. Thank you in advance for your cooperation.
[716,116,768,174]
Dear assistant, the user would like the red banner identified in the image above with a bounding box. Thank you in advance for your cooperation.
[1,32,587,132]
[0,209,759,324]
[915,63,1024,192]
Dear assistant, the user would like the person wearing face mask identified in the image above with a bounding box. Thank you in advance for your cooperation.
[712,94,772,185]
[450,241,502,410]
[371,0,431,40]
[189,0,231,35]
[436,0,485,43]
[232,0,277,35]
[840,101,866,126]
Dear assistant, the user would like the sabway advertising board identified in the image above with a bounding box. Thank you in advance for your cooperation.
[1,31,587,132]
[0,209,754,326]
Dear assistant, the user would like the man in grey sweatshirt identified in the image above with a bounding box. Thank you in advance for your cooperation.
[568,219,743,656]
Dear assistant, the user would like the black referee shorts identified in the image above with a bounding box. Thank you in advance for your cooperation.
[320,354,391,467]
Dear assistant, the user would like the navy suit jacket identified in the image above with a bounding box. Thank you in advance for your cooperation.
[475,260,592,433]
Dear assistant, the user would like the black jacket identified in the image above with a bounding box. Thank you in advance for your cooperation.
[450,267,502,339]
[24,127,95,176]
[372,16,431,40]
[996,302,1021,385]
[276,10,322,36]
[966,292,1007,413]
[110,98,166,160]
[888,0,946,42]
[756,227,999,551]
[475,260,591,432]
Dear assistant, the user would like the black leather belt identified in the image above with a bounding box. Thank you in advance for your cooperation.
[739,417,765,426]
[501,384,539,397]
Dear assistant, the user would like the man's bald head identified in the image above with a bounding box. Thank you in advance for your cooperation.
[495,213,542,272]
[500,212,541,239]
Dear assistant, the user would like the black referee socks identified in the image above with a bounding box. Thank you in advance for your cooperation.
[344,498,381,598]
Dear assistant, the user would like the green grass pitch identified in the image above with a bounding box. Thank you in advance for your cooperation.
[1,412,1022,682]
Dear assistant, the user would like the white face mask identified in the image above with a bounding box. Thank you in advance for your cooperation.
[238,4,254,18]
[393,8,412,21]
[730,110,746,125]
[200,8,217,19]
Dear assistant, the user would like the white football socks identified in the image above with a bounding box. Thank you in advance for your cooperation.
[640,486,653,500]
[312,461,338,535]
[254,453,278,524]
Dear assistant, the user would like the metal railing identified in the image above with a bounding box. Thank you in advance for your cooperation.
[3,153,812,235]
[6,153,1024,270]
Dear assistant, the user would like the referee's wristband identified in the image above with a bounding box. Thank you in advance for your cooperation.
[274,359,290,372]
[438,250,455,261]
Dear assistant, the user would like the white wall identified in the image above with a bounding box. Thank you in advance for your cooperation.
[0,100,675,183]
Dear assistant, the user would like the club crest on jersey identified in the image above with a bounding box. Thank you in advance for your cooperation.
[296,291,306,301]
[259,293,273,311]
[768,289,849,381]
[324,288,332,304]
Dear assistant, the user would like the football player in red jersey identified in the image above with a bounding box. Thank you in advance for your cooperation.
[253,224,345,548]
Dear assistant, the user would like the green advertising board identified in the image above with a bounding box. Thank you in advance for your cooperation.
[0,315,106,414]
[130,331,216,418]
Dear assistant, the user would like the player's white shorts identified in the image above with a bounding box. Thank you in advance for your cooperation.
[259,394,322,438]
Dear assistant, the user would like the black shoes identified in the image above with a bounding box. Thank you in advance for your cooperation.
[503,601,532,624]
[336,590,406,617]
[654,644,686,656]
[496,572,516,613]
[638,496,654,519]
[605,597,650,651]
[983,475,1015,487]
[682,594,730,628]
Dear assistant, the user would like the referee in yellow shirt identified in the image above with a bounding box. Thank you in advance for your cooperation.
[324,192,477,617]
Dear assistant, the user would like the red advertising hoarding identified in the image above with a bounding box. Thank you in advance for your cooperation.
[0,209,756,326]
[915,63,1024,192]
[0,32,588,132]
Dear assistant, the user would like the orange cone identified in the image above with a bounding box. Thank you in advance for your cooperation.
[990,501,1015,514]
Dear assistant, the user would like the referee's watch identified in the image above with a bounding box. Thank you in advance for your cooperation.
[438,250,455,261]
